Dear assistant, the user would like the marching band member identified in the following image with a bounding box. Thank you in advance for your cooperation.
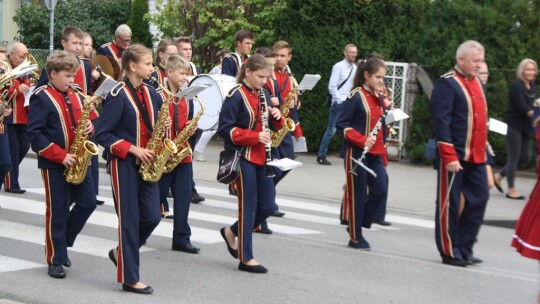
[430,41,488,267]
[273,40,303,140]
[37,27,93,95]
[3,43,31,194]
[97,24,131,64]
[27,51,97,278]
[0,48,9,202]
[174,37,205,204]
[95,44,166,294]
[222,29,254,77]
[0,92,12,201]
[218,54,284,273]
[158,54,200,253]
[82,33,94,59]
[151,38,178,87]
[336,57,390,250]
[175,37,200,76]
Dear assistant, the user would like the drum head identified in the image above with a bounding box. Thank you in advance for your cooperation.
[189,74,237,130]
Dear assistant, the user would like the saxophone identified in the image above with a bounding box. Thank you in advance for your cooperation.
[270,75,297,147]
[139,77,178,182]
[64,87,100,184]
[163,96,205,173]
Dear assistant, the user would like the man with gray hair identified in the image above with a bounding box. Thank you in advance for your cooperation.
[316,44,357,165]
[430,40,489,267]
[97,24,132,63]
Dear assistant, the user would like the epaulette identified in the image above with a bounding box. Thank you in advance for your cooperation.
[227,84,242,98]
[77,55,88,61]
[32,85,48,95]
[441,70,455,78]
[99,42,111,49]
[110,82,125,97]
[348,87,361,99]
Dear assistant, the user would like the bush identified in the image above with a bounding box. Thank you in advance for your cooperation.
[14,0,131,49]
[127,0,153,48]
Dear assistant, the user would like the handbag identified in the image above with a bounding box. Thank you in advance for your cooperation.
[217,149,243,184]
[327,65,354,107]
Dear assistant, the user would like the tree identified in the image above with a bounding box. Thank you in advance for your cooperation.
[13,0,131,49]
[148,0,287,71]
[127,0,153,48]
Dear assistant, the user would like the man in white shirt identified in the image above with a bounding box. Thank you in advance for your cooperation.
[317,44,357,165]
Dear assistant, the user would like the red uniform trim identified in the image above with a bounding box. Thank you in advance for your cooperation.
[237,166,245,262]
[42,169,55,265]
[39,142,68,165]
[110,159,124,283]
[110,139,132,159]
[437,161,454,258]
[3,173,10,190]
[345,147,358,241]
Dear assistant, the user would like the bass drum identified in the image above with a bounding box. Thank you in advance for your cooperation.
[189,74,237,131]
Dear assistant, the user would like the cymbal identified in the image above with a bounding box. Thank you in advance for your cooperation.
[91,55,121,80]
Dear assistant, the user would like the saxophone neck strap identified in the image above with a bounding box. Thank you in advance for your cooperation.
[125,78,153,133]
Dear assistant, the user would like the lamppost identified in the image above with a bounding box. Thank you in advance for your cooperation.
[44,0,57,55]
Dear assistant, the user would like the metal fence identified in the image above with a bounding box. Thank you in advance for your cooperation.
[28,48,50,69]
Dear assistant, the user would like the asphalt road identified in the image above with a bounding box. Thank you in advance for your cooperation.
[0,154,538,304]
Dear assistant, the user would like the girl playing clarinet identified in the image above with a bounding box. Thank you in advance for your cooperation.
[218,54,284,273]
[336,57,390,250]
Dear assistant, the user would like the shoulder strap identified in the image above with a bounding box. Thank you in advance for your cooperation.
[337,65,354,90]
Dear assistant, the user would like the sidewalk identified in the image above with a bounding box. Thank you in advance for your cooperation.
[192,141,533,223]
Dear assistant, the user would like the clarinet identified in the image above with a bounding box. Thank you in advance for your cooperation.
[259,89,275,178]
[350,104,393,177]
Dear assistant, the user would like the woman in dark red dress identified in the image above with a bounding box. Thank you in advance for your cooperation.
[512,121,540,304]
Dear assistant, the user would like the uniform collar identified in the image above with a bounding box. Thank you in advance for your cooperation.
[454,65,475,80]
[242,80,257,93]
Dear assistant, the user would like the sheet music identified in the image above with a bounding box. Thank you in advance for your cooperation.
[488,117,507,135]
[176,84,209,99]
[94,78,118,99]
[267,158,303,171]
[297,74,321,91]
[292,136,308,153]
[385,108,410,124]
[12,64,38,78]
[23,86,35,107]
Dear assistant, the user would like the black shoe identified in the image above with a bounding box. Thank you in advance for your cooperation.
[255,227,273,234]
[161,213,174,219]
[6,188,26,194]
[348,237,371,251]
[442,256,468,267]
[96,200,105,206]
[108,249,117,267]
[238,262,268,273]
[191,192,205,204]
[374,220,392,226]
[229,185,237,196]
[63,257,71,268]
[122,284,154,294]
[465,256,483,265]
[172,243,200,254]
[340,220,349,225]
[48,264,66,279]
[316,156,331,166]
[271,210,285,217]
[220,227,238,259]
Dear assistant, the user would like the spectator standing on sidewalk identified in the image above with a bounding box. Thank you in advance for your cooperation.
[317,44,357,165]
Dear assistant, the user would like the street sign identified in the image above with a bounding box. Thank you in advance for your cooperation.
[44,0,57,10]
